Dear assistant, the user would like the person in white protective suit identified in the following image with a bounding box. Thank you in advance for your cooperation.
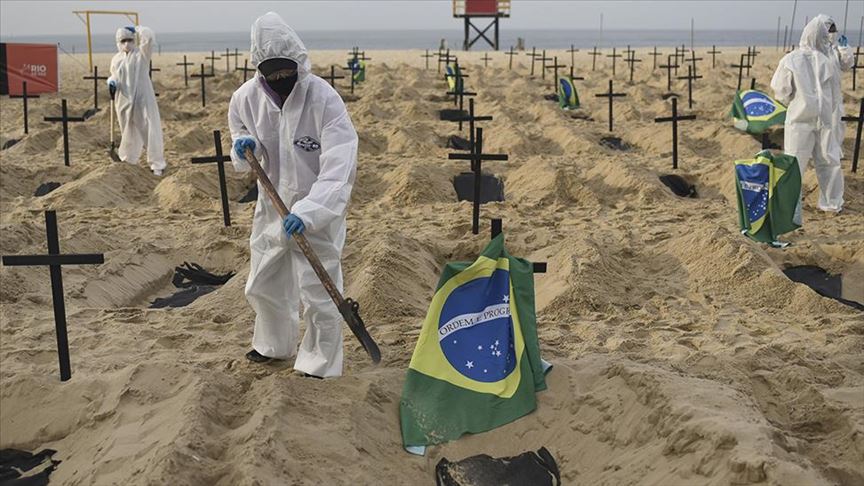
[107,26,166,176]
[770,15,854,213]
[228,12,358,378]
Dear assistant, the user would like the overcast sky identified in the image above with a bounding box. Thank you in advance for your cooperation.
[1,1,862,37]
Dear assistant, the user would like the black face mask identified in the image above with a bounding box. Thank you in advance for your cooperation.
[266,74,298,97]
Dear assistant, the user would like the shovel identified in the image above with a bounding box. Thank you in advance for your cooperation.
[108,97,121,162]
[244,147,381,364]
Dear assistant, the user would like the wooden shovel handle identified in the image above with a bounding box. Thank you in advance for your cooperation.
[243,148,346,308]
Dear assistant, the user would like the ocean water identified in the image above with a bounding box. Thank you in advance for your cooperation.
[1,29,789,55]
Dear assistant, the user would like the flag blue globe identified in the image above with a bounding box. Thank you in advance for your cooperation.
[742,92,777,117]
[438,269,517,383]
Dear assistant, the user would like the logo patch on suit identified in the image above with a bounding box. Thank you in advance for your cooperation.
[294,136,321,152]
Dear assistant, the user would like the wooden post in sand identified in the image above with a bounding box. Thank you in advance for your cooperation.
[707,45,722,69]
[176,55,194,87]
[731,54,751,91]
[43,100,86,166]
[660,55,679,92]
[588,46,602,72]
[625,51,642,83]
[82,66,107,111]
[422,49,435,70]
[649,47,663,70]
[606,47,622,76]
[567,44,579,67]
[676,65,702,109]
[191,63,215,108]
[205,50,220,76]
[236,59,256,84]
[448,127,508,235]
[504,46,518,70]
[1,211,104,382]
[841,98,863,173]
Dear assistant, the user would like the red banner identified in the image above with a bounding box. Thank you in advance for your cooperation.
[1,43,59,95]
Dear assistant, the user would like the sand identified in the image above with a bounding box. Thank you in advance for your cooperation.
[0,47,862,485]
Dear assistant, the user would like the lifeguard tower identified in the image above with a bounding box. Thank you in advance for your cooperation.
[453,0,511,51]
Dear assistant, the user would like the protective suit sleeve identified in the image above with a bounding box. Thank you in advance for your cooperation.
[227,91,263,173]
[835,45,855,70]
[290,99,358,232]
[107,52,122,85]
[137,26,156,59]
[771,58,794,106]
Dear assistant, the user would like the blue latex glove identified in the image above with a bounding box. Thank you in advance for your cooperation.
[838,34,848,47]
[283,214,305,237]
[125,26,136,34]
[233,137,256,160]
[108,80,117,99]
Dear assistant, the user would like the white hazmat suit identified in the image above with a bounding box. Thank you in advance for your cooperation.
[228,12,358,378]
[107,26,166,173]
[770,15,853,212]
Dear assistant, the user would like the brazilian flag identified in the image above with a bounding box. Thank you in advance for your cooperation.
[731,90,787,134]
[558,77,579,110]
[400,235,549,454]
[734,150,802,245]
[347,58,366,83]
[445,62,463,94]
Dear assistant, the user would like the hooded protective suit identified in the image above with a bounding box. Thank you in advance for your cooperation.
[770,15,852,212]
[228,12,358,377]
[107,26,166,172]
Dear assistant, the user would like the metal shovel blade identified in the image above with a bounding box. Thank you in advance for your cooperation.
[338,298,381,363]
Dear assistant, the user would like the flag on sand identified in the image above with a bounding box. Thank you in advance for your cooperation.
[558,77,580,110]
[734,150,802,246]
[731,90,787,134]
[400,235,549,455]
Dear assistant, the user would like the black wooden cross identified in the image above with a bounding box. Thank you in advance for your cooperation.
[567,44,579,66]
[650,46,664,70]
[190,130,233,227]
[490,219,547,274]
[447,86,477,129]
[43,99,86,166]
[707,45,722,69]
[852,47,863,90]
[688,50,702,79]
[422,49,435,70]
[191,63,214,108]
[321,65,345,89]
[149,59,160,80]
[595,80,627,132]
[568,65,585,82]
[438,48,453,73]
[673,45,686,75]
[9,81,39,134]
[607,47,622,76]
[224,47,240,72]
[588,46,602,72]
[505,46,518,70]
[731,54,751,91]
[340,64,357,94]
[625,51,642,83]
[177,55,194,87]
[545,56,566,91]
[750,77,757,90]
[1,211,104,381]
[452,98,493,147]
[82,66,107,111]
[538,50,553,80]
[744,47,754,76]
[481,53,493,67]
[677,65,702,109]
[654,97,696,169]
[841,98,863,173]
[660,55,679,91]
[527,47,539,76]
[236,59,256,84]
[205,50,220,75]
[448,127,508,235]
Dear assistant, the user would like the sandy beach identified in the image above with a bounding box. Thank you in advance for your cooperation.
[1,47,862,484]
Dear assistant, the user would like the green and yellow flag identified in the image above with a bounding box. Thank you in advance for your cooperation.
[400,235,549,454]
[558,77,579,110]
[731,90,786,134]
[734,150,802,245]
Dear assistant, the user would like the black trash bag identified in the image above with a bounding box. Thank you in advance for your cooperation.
[149,263,235,309]
[543,93,559,101]
[659,174,697,198]
[452,171,505,203]
[440,109,469,121]
[1,139,20,150]
[448,135,473,151]
[783,265,864,311]
[599,136,630,151]
[435,447,561,486]
[33,182,61,197]
[0,448,60,486]
[238,184,258,203]
[172,262,235,288]
[81,108,98,120]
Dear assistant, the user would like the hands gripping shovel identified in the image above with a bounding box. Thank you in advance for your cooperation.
[108,91,121,162]
[244,148,381,364]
